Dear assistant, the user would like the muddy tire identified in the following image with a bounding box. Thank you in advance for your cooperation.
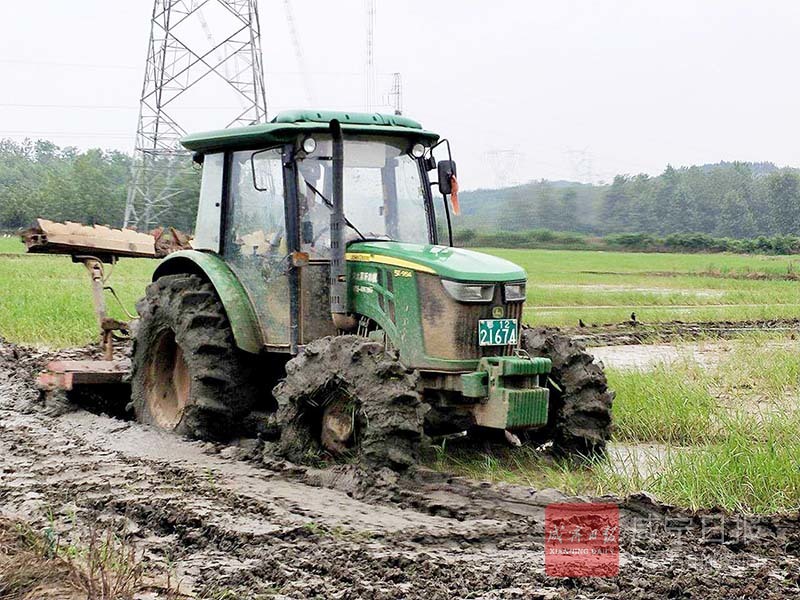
[274,336,427,470]
[131,274,260,440]
[520,327,613,455]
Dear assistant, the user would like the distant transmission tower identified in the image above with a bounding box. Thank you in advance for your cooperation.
[124,0,268,230]
[283,0,315,106]
[388,72,402,115]
[364,0,377,111]
[486,149,523,188]
[566,148,594,184]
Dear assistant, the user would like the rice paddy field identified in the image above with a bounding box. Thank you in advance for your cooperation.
[488,247,800,327]
[0,238,800,347]
[0,236,156,347]
[2,236,799,347]
[434,336,800,514]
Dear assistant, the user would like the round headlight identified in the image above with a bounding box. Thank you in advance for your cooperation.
[302,137,317,154]
[410,142,426,158]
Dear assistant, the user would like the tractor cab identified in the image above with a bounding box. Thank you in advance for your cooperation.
[179,111,525,362]
[179,111,443,351]
[168,110,554,436]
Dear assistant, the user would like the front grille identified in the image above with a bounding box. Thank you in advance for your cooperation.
[417,274,526,361]
[478,293,523,358]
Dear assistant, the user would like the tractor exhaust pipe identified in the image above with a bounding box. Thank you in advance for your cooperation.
[329,119,356,331]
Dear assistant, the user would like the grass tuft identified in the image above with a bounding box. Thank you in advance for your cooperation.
[649,411,800,513]
[0,517,182,600]
[431,444,599,496]
[608,362,718,444]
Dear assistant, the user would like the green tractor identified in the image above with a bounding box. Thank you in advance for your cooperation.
[131,110,613,468]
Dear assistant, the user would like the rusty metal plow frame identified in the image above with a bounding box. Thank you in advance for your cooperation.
[73,255,135,361]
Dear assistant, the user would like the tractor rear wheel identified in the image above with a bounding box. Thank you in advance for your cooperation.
[520,327,613,455]
[131,274,261,440]
[274,336,427,470]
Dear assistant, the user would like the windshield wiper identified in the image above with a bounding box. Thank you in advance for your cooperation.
[302,178,366,241]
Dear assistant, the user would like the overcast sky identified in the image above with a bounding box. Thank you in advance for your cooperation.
[1,1,799,189]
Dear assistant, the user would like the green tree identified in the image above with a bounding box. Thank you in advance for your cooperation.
[766,170,800,234]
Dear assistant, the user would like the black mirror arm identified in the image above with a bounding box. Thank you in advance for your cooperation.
[441,191,454,247]
[430,137,454,163]
[429,138,455,247]
[250,148,273,191]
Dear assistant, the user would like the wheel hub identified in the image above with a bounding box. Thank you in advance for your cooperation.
[320,401,354,454]
[145,330,190,430]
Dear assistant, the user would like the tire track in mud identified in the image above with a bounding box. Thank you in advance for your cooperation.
[1,340,799,599]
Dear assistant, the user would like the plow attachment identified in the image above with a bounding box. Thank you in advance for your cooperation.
[21,219,189,402]
[21,218,191,260]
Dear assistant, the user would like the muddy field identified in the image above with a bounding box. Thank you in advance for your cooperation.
[1,340,799,599]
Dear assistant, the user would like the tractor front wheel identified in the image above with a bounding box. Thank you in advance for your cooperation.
[521,327,614,455]
[274,336,428,470]
[131,274,261,440]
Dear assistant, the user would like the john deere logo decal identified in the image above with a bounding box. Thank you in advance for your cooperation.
[492,306,504,318]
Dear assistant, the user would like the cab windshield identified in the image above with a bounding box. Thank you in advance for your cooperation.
[296,136,430,256]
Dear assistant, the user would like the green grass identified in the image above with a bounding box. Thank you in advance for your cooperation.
[433,417,800,514]
[0,254,155,347]
[430,445,598,495]
[0,236,24,253]
[648,413,800,513]
[608,362,718,444]
[481,248,800,326]
[608,338,800,443]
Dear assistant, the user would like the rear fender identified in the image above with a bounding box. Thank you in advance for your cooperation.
[152,250,263,354]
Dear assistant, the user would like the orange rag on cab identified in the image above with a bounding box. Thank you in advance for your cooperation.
[450,174,460,215]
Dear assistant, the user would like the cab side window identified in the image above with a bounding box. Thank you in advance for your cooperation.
[225,149,285,261]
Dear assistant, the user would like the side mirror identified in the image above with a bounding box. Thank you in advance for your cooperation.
[424,155,437,171]
[437,160,457,195]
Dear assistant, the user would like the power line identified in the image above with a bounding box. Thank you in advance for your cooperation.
[0,103,246,110]
[283,0,315,105]
[0,102,302,111]
[0,58,368,76]
[364,0,376,111]
[0,130,132,138]
[0,59,139,70]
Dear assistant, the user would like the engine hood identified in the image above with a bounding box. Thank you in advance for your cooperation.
[345,241,526,283]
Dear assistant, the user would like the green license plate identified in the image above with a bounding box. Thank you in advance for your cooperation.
[478,319,518,346]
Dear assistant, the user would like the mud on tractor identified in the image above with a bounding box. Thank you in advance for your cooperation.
[33,110,613,469]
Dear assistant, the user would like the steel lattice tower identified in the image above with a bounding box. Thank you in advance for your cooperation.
[124,0,267,230]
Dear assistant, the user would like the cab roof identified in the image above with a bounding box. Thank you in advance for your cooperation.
[181,109,440,154]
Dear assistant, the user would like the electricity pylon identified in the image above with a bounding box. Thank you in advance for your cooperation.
[389,72,402,115]
[364,0,377,111]
[124,0,267,230]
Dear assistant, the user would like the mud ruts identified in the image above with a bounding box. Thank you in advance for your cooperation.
[0,340,798,599]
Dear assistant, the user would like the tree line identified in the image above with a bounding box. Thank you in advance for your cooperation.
[0,139,199,233]
[3,138,800,243]
[459,161,800,239]
[454,228,800,255]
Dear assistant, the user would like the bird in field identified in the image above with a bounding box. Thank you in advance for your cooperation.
[579,318,586,328]
[630,312,638,325]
